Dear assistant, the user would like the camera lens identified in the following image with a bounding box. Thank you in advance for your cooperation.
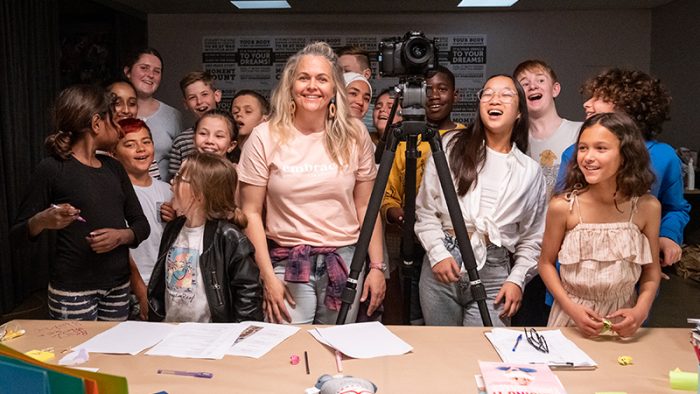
[404,37,431,65]
[410,43,427,58]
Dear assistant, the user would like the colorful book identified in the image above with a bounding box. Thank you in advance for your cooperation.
[0,358,51,394]
[0,356,85,394]
[478,360,567,394]
[0,343,128,394]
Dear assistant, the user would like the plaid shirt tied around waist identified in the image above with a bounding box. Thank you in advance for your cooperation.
[269,245,349,311]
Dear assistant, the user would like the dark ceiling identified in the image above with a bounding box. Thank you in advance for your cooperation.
[98,0,675,16]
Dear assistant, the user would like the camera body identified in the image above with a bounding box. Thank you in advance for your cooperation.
[378,31,437,77]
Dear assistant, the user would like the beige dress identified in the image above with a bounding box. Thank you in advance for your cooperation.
[548,195,653,327]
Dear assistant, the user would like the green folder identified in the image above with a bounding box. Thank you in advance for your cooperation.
[0,358,51,394]
[0,355,85,394]
[0,343,128,394]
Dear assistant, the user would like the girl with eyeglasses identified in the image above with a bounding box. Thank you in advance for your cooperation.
[147,152,263,322]
[415,74,546,326]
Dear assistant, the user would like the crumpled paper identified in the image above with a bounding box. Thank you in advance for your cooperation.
[58,348,89,366]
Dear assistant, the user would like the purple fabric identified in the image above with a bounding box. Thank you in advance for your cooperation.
[269,245,349,310]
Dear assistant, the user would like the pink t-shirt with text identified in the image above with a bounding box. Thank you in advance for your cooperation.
[237,121,377,247]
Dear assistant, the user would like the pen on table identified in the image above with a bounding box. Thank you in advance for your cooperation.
[335,350,343,373]
[157,369,213,379]
[304,350,310,375]
[546,362,593,370]
[512,333,523,352]
[51,204,86,223]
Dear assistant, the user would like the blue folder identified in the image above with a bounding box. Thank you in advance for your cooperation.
[0,356,85,394]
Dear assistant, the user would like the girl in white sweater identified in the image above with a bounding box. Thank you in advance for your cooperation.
[415,74,546,326]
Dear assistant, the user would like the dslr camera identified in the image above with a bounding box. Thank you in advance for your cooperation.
[378,31,437,77]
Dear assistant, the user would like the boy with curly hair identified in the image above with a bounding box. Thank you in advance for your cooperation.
[556,68,690,267]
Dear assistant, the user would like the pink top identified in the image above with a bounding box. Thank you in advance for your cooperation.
[547,195,653,327]
[237,121,377,247]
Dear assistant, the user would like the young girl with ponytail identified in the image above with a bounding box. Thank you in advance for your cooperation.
[11,84,150,321]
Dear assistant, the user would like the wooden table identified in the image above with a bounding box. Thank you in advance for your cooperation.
[3,320,698,393]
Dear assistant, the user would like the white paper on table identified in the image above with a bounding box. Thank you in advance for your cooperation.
[308,321,412,359]
[73,321,175,355]
[146,322,246,359]
[308,329,331,347]
[484,327,597,368]
[227,321,300,358]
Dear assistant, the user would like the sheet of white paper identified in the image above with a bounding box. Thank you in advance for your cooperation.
[485,328,597,367]
[146,323,246,359]
[73,321,175,355]
[308,329,330,346]
[227,321,299,358]
[309,321,412,359]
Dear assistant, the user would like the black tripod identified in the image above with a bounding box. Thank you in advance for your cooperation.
[336,77,492,326]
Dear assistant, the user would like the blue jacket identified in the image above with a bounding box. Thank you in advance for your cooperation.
[555,140,691,244]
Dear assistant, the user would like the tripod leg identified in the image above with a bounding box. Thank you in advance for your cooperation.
[400,136,420,325]
[427,134,493,327]
[401,261,412,324]
[336,139,400,325]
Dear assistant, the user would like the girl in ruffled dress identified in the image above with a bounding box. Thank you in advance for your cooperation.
[539,112,661,337]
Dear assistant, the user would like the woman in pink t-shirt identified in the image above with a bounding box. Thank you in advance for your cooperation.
[237,42,386,324]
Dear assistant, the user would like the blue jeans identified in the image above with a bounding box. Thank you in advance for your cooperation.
[419,234,511,327]
[272,245,365,324]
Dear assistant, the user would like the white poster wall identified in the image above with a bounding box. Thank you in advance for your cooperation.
[202,34,487,125]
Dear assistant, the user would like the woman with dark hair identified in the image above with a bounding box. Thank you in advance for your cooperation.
[124,47,183,181]
[415,74,546,326]
[556,68,690,267]
[106,80,138,123]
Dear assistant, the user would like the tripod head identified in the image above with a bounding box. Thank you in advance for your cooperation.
[383,76,439,147]
[394,76,431,138]
[399,77,427,115]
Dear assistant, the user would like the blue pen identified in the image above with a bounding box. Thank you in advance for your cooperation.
[512,333,523,352]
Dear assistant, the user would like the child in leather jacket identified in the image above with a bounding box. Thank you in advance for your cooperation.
[148,152,263,322]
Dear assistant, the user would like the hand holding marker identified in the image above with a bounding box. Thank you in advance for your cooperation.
[51,204,86,223]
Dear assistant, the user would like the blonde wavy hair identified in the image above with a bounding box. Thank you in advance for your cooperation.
[269,41,361,166]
